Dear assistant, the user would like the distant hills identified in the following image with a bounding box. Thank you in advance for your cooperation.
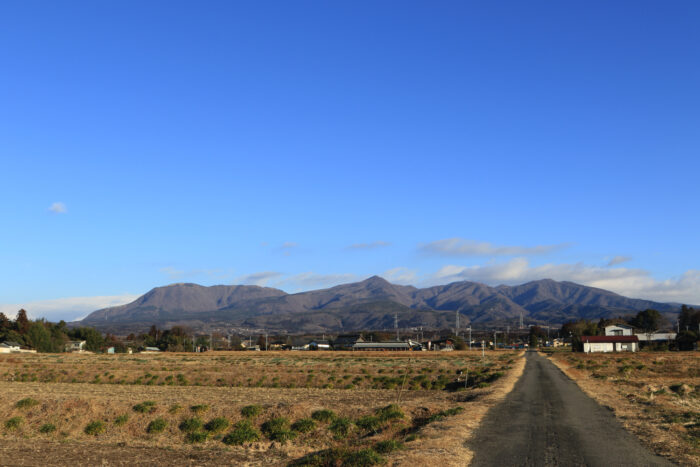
[78,277,684,333]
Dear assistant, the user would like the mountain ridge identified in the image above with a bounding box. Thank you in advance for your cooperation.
[79,277,684,333]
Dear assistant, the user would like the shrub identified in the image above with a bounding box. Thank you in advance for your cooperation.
[5,417,22,431]
[84,421,105,436]
[168,404,183,414]
[374,439,403,454]
[222,420,261,445]
[133,401,156,413]
[329,417,353,439]
[291,418,316,433]
[355,415,382,433]
[289,447,384,467]
[39,423,56,434]
[376,404,404,422]
[147,418,168,434]
[15,398,39,409]
[190,404,210,415]
[311,409,336,423]
[204,417,230,433]
[114,414,129,426]
[240,404,262,418]
[185,431,209,444]
[262,417,296,443]
[179,417,203,433]
[343,448,384,466]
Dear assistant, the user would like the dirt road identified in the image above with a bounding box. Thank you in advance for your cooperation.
[469,352,674,466]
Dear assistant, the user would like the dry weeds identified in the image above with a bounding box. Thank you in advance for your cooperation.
[0,350,522,466]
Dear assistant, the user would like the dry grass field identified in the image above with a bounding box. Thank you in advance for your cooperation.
[548,351,699,466]
[0,350,523,466]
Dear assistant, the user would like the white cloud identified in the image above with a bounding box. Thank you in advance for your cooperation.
[421,238,569,256]
[236,271,283,286]
[48,202,67,214]
[382,267,418,285]
[607,256,632,266]
[430,258,700,304]
[0,294,139,323]
[277,272,358,291]
[347,241,391,250]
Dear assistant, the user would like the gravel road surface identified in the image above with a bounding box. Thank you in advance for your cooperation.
[469,351,674,466]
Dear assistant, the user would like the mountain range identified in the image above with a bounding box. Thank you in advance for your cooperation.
[78,277,683,334]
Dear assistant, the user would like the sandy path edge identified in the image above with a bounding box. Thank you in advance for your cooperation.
[390,351,527,466]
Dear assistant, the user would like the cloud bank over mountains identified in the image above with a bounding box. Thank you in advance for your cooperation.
[4,236,698,322]
[420,238,569,257]
[0,294,139,323]
[431,258,700,304]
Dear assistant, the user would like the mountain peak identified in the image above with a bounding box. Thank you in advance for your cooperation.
[362,275,391,286]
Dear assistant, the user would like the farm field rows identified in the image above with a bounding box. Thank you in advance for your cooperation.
[548,351,699,466]
[0,350,522,466]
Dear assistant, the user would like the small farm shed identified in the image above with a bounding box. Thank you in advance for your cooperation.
[582,336,639,353]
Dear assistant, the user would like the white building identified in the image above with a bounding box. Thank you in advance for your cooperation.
[604,324,634,336]
[65,340,86,352]
[636,332,677,343]
[582,336,639,353]
[0,341,21,353]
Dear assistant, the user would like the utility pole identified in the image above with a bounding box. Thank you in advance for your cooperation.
[493,330,497,350]
[265,332,268,351]
[395,313,399,341]
[469,326,472,350]
[519,311,524,330]
[455,311,460,337]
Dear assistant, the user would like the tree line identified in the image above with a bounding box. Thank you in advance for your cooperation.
[0,309,108,352]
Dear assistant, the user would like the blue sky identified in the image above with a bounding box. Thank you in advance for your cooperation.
[1,1,699,321]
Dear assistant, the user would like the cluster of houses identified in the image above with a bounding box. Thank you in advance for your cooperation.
[0,325,683,355]
[245,334,458,352]
[580,324,677,353]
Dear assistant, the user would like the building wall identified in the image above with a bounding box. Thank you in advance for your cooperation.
[604,325,633,336]
[583,342,614,352]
